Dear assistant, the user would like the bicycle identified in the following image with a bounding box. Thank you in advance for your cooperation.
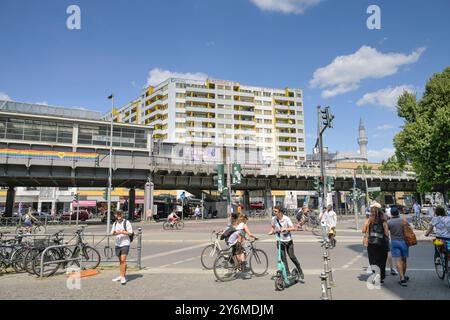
[305,214,323,236]
[213,238,268,282]
[412,216,430,231]
[15,220,46,235]
[430,235,450,287]
[163,219,184,230]
[201,230,225,270]
[32,226,101,277]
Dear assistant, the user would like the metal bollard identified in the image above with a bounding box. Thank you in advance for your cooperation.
[137,227,142,269]
[319,272,329,300]
[325,246,335,287]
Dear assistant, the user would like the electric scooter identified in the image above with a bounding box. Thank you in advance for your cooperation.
[273,232,299,291]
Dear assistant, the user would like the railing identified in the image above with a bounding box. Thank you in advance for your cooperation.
[0,152,416,180]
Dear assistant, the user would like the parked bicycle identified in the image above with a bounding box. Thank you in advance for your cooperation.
[201,230,225,270]
[213,238,268,282]
[411,216,431,231]
[32,226,101,277]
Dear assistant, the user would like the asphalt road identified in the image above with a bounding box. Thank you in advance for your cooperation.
[0,217,449,300]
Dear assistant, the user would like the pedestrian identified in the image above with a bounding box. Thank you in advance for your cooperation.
[413,200,421,220]
[268,206,304,280]
[387,207,410,286]
[385,204,391,219]
[365,206,389,284]
[322,205,337,248]
[194,205,201,220]
[111,211,133,285]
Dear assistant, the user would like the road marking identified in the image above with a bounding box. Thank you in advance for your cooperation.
[185,257,195,262]
[140,243,208,261]
[341,250,365,269]
[172,260,185,265]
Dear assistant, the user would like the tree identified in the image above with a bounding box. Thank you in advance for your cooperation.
[394,67,450,203]
[380,155,405,172]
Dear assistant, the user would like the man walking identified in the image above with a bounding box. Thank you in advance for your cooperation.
[413,200,421,221]
[387,207,409,286]
[111,211,133,285]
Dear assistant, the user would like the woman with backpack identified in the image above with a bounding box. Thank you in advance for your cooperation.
[362,206,389,284]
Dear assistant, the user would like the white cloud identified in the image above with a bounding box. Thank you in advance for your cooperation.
[357,85,415,109]
[310,46,426,98]
[0,92,11,101]
[376,124,394,131]
[249,0,322,14]
[147,68,208,87]
[367,148,395,162]
[35,101,48,105]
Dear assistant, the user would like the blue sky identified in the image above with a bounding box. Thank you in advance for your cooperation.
[0,0,449,162]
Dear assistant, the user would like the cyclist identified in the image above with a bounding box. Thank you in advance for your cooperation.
[167,209,179,227]
[296,206,310,231]
[269,205,304,280]
[425,206,450,239]
[23,210,38,233]
[227,213,257,272]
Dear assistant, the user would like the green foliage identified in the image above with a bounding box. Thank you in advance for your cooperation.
[380,155,405,172]
[394,67,450,194]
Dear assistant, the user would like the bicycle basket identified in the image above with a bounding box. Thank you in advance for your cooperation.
[433,239,444,246]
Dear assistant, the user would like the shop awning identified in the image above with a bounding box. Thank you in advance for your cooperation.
[72,200,97,207]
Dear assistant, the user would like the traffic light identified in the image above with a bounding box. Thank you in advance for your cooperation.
[231,163,242,185]
[313,176,320,191]
[95,156,100,166]
[103,188,109,200]
[213,164,225,193]
[326,176,335,191]
[73,193,79,202]
[321,107,335,129]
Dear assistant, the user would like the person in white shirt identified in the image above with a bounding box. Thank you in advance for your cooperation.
[110,211,133,285]
[321,205,337,248]
[425,206,450,239]
[194,205,201,219]
[268,206,304,279]
[385,204,392,219]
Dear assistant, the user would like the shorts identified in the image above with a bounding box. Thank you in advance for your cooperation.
[115,246,130,257]
[231,241,244,256]
[24,221,32,227]
[391,240,409,258]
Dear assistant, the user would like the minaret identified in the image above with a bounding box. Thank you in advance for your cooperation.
[357,118,368,160]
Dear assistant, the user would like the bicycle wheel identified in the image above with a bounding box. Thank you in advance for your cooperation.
[32,248,62,277]
[162,222,170,230]
[446,256,450,287]
[249,249,268,277]
[213,252,236,282]
[434,248,445,280]
[11,247,27,272]
[80,246,101,270]
[23,248,41,274]
[33,224,46,235]
[312,223,323,237]
[176,221,185,230]
[200,244,218,270]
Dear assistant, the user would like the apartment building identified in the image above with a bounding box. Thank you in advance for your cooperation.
[108,78,306,163]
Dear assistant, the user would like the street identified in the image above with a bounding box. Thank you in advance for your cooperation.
[0,218,449,300]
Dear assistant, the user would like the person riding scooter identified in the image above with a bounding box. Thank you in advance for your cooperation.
[268,206,304,280]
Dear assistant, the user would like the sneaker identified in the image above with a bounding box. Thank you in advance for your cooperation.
[404,276,410,282]
[112,276,121,282]
[120,277,127,285]
[399,280,407,287]
[390,268,398,276]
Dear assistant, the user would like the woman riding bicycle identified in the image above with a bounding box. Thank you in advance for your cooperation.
[425,206,450,239]
[23,210,38,233]
[167,209,179,227]
[227,213,257,271]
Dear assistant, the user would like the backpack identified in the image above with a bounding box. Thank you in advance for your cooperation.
[368,222,385,246]
[220,226,236,241]
[115,219,134,242]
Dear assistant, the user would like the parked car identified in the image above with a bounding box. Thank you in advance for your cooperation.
[61,210,90,221]
[32,211,53,220]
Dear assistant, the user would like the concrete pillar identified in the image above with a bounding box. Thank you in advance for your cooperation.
[243,190,250,210]
[72,123,79,152]
[144,180,154,221]
[117,201,121,211]
[5,187,15,217]
[51,200,56,216]
[128,188,135,221]
[263,189,273,211]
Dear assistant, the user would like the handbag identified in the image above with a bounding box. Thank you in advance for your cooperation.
[403,219,417,246]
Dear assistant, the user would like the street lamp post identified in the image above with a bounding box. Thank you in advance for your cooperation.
[107,94,114,234]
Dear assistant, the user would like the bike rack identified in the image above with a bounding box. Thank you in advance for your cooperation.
[39,243,82,278]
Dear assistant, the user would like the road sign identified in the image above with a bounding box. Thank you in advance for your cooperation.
[367,187,381,192]
[231,163,242,185]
